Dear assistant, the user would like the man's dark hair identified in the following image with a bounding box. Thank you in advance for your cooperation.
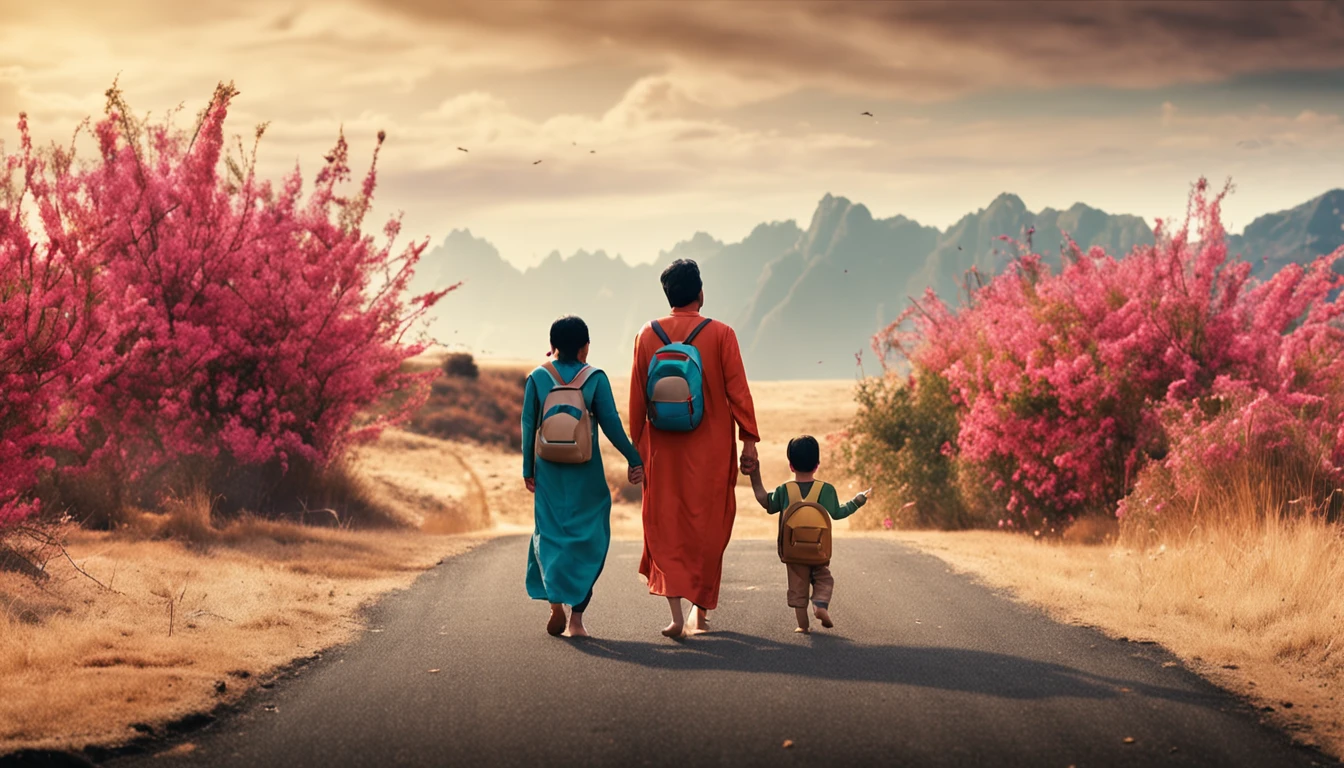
[786,435,821,473]
[660,259,703,308]
[549,315,590,362]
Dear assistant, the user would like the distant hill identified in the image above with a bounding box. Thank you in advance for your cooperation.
[412,189,1344,380]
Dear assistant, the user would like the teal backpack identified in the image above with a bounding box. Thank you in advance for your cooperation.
[645,318,713,432]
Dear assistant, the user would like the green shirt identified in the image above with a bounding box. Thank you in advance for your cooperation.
[766,480,864,519]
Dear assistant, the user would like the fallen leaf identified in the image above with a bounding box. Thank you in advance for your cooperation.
[1122,737,1135,744]
[429,669,441,674]
[782,740,794,749]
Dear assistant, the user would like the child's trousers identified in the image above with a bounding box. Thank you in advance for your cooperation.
[785,562,834,608]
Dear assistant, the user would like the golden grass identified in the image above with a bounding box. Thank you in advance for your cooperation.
[895,509,1344,758]
[0,521,484,755]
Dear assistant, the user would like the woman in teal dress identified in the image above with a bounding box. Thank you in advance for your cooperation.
[522,316,644,638]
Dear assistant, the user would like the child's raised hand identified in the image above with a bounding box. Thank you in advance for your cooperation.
[858,487,872,502]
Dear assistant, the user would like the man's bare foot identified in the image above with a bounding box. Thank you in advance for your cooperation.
[662,597,685,638]
[566,612,590,638]
[686,605,710,635]
[815,606,834,628]
[546,604,566,637]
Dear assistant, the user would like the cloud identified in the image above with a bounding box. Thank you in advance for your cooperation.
[370,0,1344,100]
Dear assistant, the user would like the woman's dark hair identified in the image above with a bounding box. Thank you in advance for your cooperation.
[660,259,703,308]
[549,315,590,361]
[786,435,821,473]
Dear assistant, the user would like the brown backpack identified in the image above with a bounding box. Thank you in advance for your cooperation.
[778,481,833,565]
[534,363,598,464]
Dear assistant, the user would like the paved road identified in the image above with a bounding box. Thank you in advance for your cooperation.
[108,536,1333,768]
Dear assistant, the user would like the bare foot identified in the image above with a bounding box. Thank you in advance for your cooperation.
[794,606,810,634]
[566,612,590,638]
[687,605,710,635]
[815,606,834,628]
[546,604,566,637]
[662,597,685,638]
[794,626,810,634]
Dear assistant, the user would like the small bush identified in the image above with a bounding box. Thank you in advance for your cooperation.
[841,370,985,529]
[442,353,480,380]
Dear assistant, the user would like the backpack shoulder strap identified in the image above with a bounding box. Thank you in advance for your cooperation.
[540,362,565,386]
[804,481,824,504]
[567,365,600,390]
[683,318,713,346]
[650,321,672,346]
[784,482,802,506]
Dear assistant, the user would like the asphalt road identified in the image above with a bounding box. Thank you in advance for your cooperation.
[106,535,1334,768]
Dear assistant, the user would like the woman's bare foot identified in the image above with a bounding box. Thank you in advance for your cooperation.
[794,606,810,634]
[546,604,566,637]
[662,597,685,638]
[794,626,811,634]
[814,606,834,628]
[566,611,590,638]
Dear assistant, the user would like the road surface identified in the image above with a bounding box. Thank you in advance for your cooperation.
[107,536,1333,767]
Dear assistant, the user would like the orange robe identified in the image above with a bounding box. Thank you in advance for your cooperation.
[630,307,760,610]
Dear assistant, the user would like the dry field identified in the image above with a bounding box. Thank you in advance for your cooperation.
[892,517,1344,757]
[0,523,485,755]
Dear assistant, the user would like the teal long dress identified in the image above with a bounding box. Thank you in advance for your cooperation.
[522,359,643,609]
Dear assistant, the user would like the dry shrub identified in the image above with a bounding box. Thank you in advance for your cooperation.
[156,487,218,547]
[409,364,526,448]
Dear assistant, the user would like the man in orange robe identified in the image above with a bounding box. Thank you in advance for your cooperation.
[630,259,760,638]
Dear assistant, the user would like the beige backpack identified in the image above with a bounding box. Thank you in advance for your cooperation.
[778,481,833,565]
[535,363,598,464]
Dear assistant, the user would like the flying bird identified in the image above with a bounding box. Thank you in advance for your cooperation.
[590,150,596,154]
[861,111,873,117]
[457,147,468,152]
[958,246,963,250]
[533,160,543,165]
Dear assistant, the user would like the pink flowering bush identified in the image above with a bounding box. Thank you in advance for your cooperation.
[0,116,106,525]
[871,180,1344,529]
[0,82,448,529]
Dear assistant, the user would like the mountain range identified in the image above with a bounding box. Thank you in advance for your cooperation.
[411,189,1344,380]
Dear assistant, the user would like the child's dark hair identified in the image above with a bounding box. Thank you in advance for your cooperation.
[660,259,703,308]
[549,315,590,361]
[786,435,820,473]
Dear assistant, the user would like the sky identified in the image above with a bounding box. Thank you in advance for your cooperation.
[2,0,1343,272]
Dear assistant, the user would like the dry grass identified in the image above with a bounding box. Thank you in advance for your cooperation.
[0,425,497,757]
[895,506,1344,758]
[0,520,484,755]
[352,429,491,534]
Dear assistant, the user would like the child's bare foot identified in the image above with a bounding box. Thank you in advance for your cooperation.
[815,606,834,628]
[546,604,566,636]
[794,606,810,634]
[794,626,810,634]
[565,612,590,638]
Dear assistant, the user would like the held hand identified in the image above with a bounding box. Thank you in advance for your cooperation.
[525,477,536,494]
[628,465,645,485]
[740,441,759,474]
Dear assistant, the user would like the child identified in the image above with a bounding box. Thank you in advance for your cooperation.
[748,435,869,633]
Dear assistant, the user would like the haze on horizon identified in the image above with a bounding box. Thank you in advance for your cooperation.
[3,0,1343,270]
